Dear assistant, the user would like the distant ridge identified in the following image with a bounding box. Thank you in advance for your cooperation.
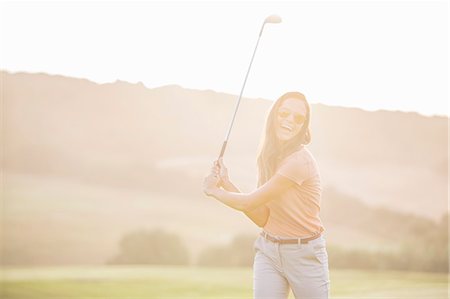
[3,69,447,118]
[2,70,448,220]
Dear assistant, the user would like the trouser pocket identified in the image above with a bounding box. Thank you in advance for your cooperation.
[313,244,328,265]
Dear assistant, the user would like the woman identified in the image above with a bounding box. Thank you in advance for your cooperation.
[203,91,330,299]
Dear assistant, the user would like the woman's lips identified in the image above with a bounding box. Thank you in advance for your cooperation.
[281,124,293,132]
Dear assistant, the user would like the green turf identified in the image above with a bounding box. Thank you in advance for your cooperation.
[1,266,448,299]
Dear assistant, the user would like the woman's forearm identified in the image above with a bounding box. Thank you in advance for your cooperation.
[211,184,270,227]
[211,189,251,212]
[222,179,241,193]
[221,180,268,226]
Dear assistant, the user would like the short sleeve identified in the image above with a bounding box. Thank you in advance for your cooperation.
[276,155,310,186]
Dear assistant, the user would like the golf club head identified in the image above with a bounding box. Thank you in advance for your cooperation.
[264,15,282,24]
[259,14,282,36]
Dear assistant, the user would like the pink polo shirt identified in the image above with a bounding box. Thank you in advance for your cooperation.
[263,147,324,238]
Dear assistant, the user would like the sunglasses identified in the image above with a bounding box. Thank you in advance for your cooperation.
[277,110,306,124]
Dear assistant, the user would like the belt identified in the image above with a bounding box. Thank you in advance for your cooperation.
[260,231,321,245]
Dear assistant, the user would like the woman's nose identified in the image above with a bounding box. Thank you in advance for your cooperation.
[286,114,296,123]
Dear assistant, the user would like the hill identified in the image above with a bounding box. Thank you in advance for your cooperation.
[1,70,447,265]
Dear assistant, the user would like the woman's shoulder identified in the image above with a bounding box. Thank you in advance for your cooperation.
[287,147,321,179]
[276,146,318,182]
[288,146,313,162]
[284,147,320,171]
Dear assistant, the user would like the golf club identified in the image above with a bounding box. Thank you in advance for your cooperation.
[217,15,282,160]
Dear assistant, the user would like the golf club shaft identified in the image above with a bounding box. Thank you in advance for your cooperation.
[218,26,264,159]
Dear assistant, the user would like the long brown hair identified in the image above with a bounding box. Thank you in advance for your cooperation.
[256,92,311,187]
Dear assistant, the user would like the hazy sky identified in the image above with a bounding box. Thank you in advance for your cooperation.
[1,0,448,116]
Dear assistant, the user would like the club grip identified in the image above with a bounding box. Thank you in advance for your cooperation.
[219,141,228,159]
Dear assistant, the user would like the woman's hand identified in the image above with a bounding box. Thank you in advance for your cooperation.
[212,158,230,186]
[203,172,220,197]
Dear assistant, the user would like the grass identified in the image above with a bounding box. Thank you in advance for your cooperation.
[0,265,448,299]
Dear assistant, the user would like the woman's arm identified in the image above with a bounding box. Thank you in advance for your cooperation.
[222,179,269,227]
[204,173,295,213]
[211,158,270,227]
[221,179,240,193]
[213,159,270,227]
[245,205,270,227]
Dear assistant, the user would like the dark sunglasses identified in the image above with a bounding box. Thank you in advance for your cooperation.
[277,110,306,124]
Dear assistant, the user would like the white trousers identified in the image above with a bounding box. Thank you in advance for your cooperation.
[253,234,330,299]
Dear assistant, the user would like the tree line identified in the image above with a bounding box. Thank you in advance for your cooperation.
[108,213,448,273]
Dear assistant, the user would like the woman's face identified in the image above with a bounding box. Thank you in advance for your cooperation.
[275,98,307,142]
